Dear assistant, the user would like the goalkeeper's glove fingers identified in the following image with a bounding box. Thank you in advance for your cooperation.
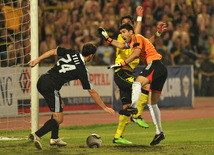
[107,61,126,69]
[97,27,113,44]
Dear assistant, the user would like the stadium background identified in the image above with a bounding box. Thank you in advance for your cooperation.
[1,0,214,95]
[0,0,214,130]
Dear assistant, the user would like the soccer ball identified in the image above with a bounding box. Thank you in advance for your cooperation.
[86,133,102,148]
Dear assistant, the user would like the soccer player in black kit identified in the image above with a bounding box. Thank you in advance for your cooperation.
[29,43,115,150]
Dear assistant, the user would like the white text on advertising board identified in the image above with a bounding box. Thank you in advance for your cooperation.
[160,77,181,100]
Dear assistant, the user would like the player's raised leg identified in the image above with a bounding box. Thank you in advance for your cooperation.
[131,91,149,128]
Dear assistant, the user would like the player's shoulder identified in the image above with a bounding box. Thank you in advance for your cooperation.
[135,34,148,43]
[117,34,124,42]
[135,34,144,39]
[132,34,144,43]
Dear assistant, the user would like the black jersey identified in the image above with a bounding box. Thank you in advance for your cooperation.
[47,47,92,90]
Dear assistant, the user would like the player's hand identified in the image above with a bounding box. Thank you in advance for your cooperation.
[97,27,113,43]
[103,107,115,116]
[29,59,39,68]
[98,27,109,40]
[107,61,126,69]
[136,6,144,17]
[107,63,122,69]
[157,22,167,34]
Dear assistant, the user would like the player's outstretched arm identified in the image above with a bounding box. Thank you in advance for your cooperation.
[88,89,115,115]
[149,22,167,43]
[29,49,57,67]
[97,27,124,49]
[108,48,141,69]
[135,6,143,34]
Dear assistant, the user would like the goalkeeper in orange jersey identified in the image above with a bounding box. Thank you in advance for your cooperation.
[104,6,167,144]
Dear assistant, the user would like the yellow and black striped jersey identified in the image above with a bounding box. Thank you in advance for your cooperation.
[115,34,140,72]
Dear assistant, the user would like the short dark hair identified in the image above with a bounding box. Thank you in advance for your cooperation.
[81,43,97,57]
[119,23,135,33]
[121,15,134,25]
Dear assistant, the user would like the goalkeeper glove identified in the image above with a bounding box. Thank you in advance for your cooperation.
[97,27,113,44]
[107,61,127,69]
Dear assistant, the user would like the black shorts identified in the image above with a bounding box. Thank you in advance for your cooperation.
[114,69,148,105]
[139,60,168,93]
[37,74,63,112]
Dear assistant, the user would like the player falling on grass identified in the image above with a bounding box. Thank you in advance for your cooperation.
[108,6,167,144]
[29,43,115,150]
[98,23,167,145]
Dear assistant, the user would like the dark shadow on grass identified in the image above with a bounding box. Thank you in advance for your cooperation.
[112,144,164,149]
[99,144,166,153]
[2,140,34,148]
[49,146,63,152]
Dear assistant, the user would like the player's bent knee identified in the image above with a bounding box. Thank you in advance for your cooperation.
[52,112,63,124]
[54,117,63,124]
[123,104,131,110]
[142,84,150,91]
[55,117,63,124]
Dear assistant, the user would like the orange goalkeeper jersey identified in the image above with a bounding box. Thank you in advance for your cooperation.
[127,34,162,65]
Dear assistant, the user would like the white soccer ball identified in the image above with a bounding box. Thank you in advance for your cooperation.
[86,133,102,148]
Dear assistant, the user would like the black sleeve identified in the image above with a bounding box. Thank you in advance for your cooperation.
[77,65,93,90]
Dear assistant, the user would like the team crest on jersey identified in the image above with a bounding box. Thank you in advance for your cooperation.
[126,77,135,83]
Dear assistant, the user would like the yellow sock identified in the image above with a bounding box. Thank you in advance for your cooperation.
[114,115,130,139]
[133,93,148,118]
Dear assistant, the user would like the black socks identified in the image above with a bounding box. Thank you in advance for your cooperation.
[35,118,59,138]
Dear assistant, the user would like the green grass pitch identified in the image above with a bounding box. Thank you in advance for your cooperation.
[0,118,214,155]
